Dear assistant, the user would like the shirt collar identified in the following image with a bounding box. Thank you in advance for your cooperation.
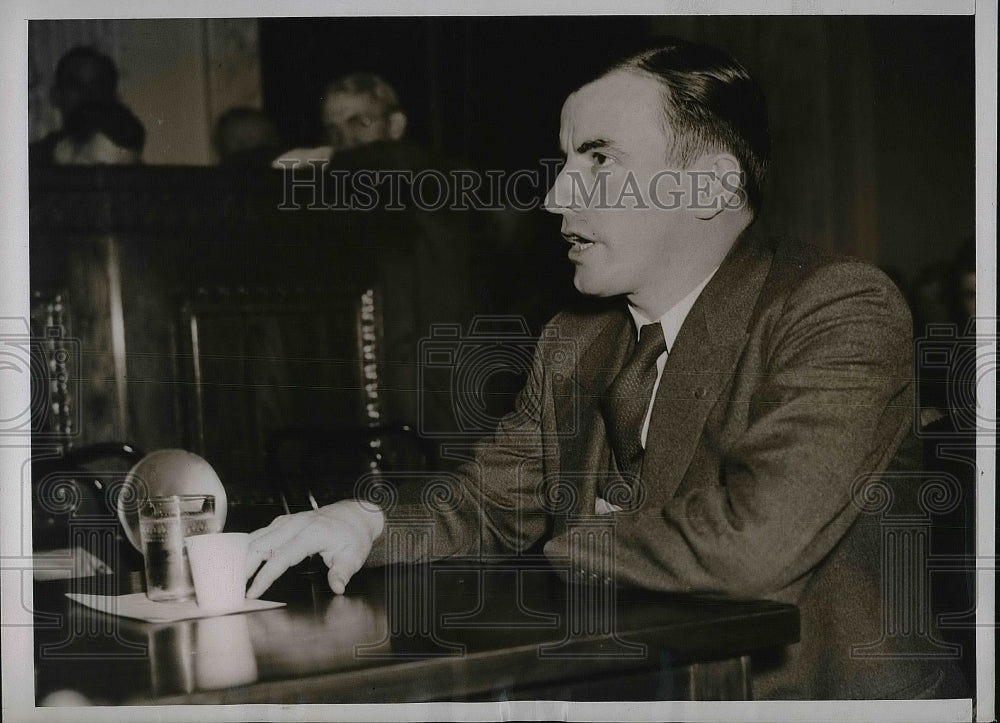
[626,267,719,351]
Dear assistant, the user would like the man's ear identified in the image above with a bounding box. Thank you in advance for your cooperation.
[387,111,407,141]
[691,153,744,220]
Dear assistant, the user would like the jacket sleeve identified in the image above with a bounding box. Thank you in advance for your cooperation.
[365,330,558,567]
[545,262,914,598]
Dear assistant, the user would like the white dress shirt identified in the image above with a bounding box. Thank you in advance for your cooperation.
[627,269,718,447]
[595,269,718,515]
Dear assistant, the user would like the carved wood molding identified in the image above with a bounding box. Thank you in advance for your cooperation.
[29,166,369,242]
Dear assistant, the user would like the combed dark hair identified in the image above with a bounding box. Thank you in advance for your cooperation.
[608,39,771,216]
[63,100,145,152]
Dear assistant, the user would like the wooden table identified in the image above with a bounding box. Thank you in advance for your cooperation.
[33,558,798,704]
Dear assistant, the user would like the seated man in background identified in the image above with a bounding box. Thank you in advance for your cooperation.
[276,71,522,441]
[248,38,968,699]
[52,100,145,166]
[321,72,408,156]
[312,74,499,449]
[272,72,407,169]
[30,45,120,165]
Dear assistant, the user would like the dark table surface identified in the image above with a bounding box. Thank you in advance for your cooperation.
[33,558,798,704]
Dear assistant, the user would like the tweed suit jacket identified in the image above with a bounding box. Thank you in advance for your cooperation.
[368,231,968,700]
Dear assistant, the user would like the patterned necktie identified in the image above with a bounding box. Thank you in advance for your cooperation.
[602,322,667,478]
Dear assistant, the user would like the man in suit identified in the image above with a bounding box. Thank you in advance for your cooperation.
[245,40,968,699]
[271,72,408,169]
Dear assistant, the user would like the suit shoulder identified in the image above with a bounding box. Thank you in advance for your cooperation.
[763,237,908,314]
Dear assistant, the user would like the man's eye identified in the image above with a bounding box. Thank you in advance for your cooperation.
[592,152,613,167]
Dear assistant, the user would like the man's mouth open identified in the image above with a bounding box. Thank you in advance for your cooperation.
[564,233,596,254]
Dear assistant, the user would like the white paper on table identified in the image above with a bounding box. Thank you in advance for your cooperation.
[65,592,284,623]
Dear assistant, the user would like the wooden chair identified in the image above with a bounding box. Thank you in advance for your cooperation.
[176,285,437,529]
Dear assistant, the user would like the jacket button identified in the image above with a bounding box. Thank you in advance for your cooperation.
[694,386,707,399]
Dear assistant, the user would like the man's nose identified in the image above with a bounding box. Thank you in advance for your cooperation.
[543,167,575,215]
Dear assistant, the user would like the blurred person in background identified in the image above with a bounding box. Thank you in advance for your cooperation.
[320,73,407,155]
[310,74,496,445]
[272,72,407,170]
[52,100,145,166]
[275,72,546,446]
[30,46,119,165]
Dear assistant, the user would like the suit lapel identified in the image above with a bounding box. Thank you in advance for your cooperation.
[551,231,774,510]
[642,231,773,502]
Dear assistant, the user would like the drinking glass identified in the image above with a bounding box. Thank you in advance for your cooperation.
[138,495,219,602]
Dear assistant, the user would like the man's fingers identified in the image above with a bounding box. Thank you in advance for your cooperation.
[246,535,291,582]
[246,546,307,599]
[245,520,328,598]
[246,518,287,571]
[327,567,347,595]
[324,548,365,596]
[246,555,290,599]
[245,541,272,582]
[245,515,308,580]
[243,502,380,598]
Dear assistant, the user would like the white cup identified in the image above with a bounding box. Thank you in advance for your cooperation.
[185,532,249,613]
